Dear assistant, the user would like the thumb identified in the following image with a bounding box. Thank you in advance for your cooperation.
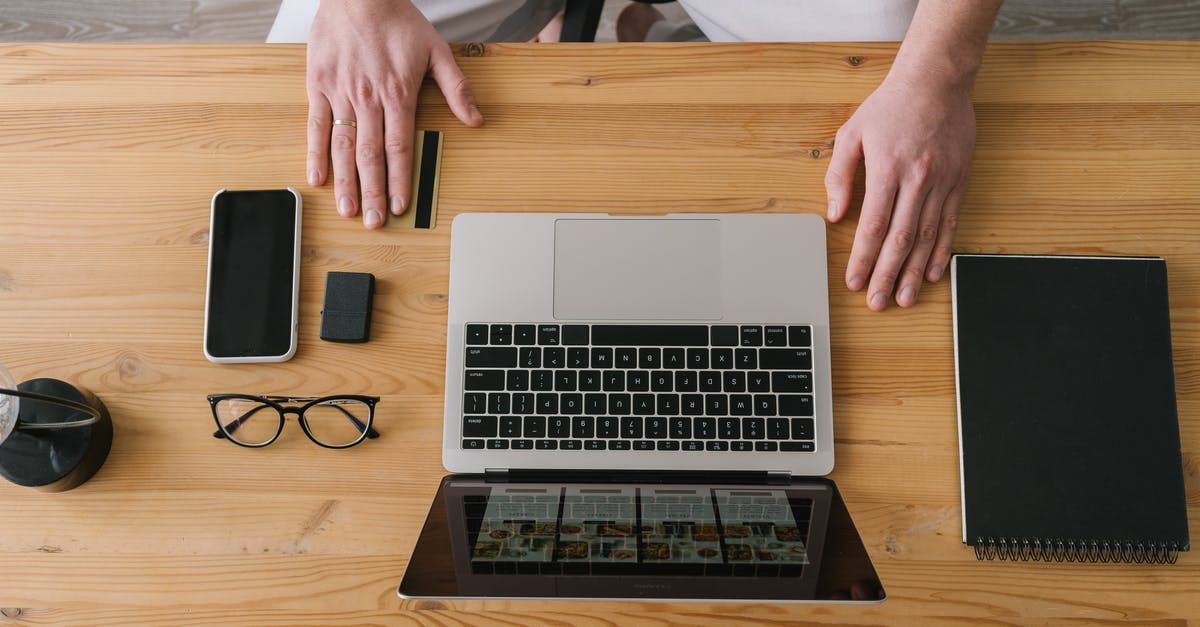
[430,45,483,127]
[824,128,862,222]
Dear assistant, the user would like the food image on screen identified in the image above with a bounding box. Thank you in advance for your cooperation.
[644,542,672,561]
[556,541,589,560]
[696,547,720,559]
[612,549,636,561]
[473,541,502,559]
[691,525,719,542]
[522,522,557,536]
[724,525,752,538]
[489,529,513,539]
[725,544,754,561]
[560,524,583,535]
[774,526,803,542]
[598,523,635,537]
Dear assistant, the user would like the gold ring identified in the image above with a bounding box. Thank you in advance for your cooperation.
[333,119,357,128]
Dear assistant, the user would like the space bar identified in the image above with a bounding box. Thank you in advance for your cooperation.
[590,325,710,346]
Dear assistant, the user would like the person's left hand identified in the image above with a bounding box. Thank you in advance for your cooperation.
[824,71,975,310]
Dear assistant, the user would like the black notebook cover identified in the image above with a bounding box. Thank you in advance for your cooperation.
[952,254,1189,562]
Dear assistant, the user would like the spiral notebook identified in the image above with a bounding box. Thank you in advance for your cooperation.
[952,254,1189,564]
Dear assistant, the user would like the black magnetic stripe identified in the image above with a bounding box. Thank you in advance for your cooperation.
[414,131,440,229]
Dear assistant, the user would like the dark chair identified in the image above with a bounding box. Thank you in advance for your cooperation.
[560,0,678,43]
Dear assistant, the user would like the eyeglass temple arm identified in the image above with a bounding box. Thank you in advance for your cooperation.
[0,387,102,430]
[213,402,379,439]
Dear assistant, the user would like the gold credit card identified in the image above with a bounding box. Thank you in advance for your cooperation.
[390,129,442,230]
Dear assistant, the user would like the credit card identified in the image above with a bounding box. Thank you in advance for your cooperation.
[389,129,442,230]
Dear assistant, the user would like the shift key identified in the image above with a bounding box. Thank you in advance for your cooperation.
[464,370,505,390]
[759,349,812,369]
[465,347,518,368]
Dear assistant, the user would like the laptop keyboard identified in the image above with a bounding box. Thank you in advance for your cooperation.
[460,324,817,453]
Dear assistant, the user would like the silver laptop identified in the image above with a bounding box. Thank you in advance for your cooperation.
[443,213,834,476]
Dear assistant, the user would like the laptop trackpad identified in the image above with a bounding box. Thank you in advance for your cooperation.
[553,219,722,320]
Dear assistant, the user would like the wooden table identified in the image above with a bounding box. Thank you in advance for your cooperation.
[0,41,1197,624]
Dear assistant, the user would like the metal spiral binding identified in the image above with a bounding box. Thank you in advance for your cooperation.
[974,538,1180,564]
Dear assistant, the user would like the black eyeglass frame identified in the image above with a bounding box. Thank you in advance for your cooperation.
[0,387,102,430]
[207,394,381,449]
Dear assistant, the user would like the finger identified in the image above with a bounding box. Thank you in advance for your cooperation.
[383,92,417,216]
[429,45,483,127]
[844,159,898,296]
[824,128,862,223]
[355,103,388,229]
[865,181,929,311]
[895,187,949,307]
[926,183,967,282]
[329,100,359,219]
[306,92,332,186]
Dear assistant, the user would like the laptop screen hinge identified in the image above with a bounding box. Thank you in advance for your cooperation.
[483,468,510,482]
[766,471,793,485]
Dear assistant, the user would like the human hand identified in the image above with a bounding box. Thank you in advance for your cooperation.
[306,0,483,229]
[824,72,975,310]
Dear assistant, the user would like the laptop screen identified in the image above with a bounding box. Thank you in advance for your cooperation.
[399,476,884,602]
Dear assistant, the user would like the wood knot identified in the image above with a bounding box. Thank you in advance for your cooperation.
[583,76,593,86]
[0,270,14,292]
[809,148,823,159]
[190,229,209,245]
[117,353,145,380]
[464,43,486,57]
[1,608,24,618]
[847,56,865,67]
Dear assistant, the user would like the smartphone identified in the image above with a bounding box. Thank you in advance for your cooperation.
[203,188,302,363]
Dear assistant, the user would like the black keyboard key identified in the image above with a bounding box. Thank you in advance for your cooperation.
[463,438,485,449]
[755,441,779,452]
[463,416,497,438]
[543,347,565,369]
[490,324,512,345]
[712,349,733,369]
[572,416,595,438]
[513,393,534,414]
[773,372,813,393]
[657,394,680,415]
[694,417,716,439]
[555,370,577,391]
[487,439,509,449]
[781,441,815,452]
[735,349,757,370]
[488,393,510,414]
[608,440,631,450]
[536,393,558,414]
[512,439,534,450]
[514,324,536,345]
[760,348,812,370]
[603,370,625,392]
[536,439,558,450]
[633,440,655,451]
[597,416,619,438]
[674,370,697,392]
[682,441,704,452]
[621,417,643,439]
[645,417,668,439]
[767,418,789,440]
[723,371,746,392]
[681,395,704,415]
[699,371,721,392]
[567,347,589,369]
[687,348,709,369]
[531,370,553,391]
[548,416,570,438]
[563,325,589,345]
[585,440,606,450]
[764,326,787,346]
[560,440,583,450]
[538,324,560,345]
[466,324,488,345]
[639,348,661,369]
[500,416,522,438]
[615,348,638,368]
[711,325,738,346]
[740,325,763,346]
[466,346,517,368]
[585,393,606,415]
[730,395,753,416]
[590,348,613,369]
[705,394,728,416]
[463,392,487,414]
[663,348,685,369]
[609,394,631,415]
[742,418,765,439]
[465,370,504,391]
[754,395,777,416]
[592,325,709,346]
[561,393,583,415]
[779,395,814,417]
[790,418,815,440]
[519,347,541,368]
[524,416,546,438]
[731,441,753,451]
[633,394,655,415]
[657,441,681,451]
[651,371,672,392]
[748,371,771,392]
[719,417,740,439]
[507,370,529,391]
[669,417,692,439]
[706,441,729,451]
[579,370,602,391]
[788,325,812,347]
[627,371,650,392]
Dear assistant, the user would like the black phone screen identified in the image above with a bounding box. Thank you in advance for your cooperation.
[205,189,298,359]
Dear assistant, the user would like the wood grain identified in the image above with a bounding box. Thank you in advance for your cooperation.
[0,42,1198,624]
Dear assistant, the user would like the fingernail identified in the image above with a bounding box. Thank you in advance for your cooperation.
[337,196,352,217]
[870,291,887,310]
[308,169,319,186]
[827,199,837,220]
[847,275,865,291]
[365,209,382,229]
[898,286,915,307]
[391,196,405,216]
[928,264,944,281]
[469,101,481,119]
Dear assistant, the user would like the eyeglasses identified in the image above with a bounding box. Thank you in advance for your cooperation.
[207,394,380,449]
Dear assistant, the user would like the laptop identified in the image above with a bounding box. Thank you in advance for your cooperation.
[400,213,883,601]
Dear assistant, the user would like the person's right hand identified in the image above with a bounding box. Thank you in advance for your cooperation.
[306,0,483,229]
